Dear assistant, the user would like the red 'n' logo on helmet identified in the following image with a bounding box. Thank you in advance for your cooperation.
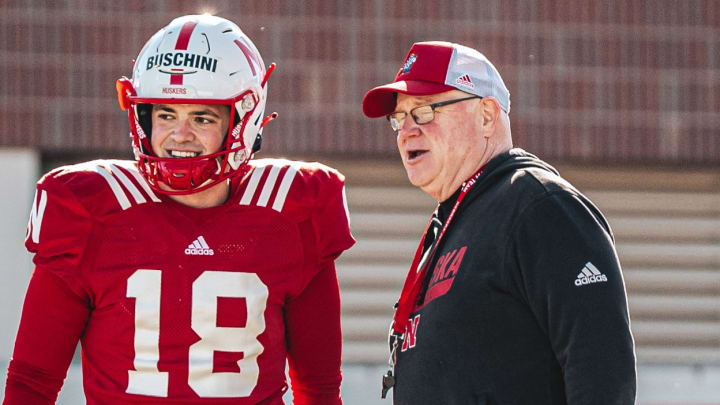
[234,39,262,77]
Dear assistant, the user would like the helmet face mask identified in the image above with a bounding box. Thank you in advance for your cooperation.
[116,15,275,195]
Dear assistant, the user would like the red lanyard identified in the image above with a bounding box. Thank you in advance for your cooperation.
[391,166,485,334]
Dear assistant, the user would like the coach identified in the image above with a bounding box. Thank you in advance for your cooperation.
[362,41,636,404]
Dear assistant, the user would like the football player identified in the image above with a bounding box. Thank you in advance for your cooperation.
[4,15,354,405]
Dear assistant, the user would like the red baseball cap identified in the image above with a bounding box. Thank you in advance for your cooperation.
[362,41,510,118]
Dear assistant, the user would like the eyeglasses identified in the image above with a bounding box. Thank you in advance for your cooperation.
[386,95,481,131]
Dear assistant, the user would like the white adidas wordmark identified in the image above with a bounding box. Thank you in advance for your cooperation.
[574,262,607,286]
[185,236,214,256]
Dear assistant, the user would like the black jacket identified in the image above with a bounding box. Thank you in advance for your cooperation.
[392,149,636,405]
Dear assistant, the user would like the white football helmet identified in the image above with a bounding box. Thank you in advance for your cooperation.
[116,14,276,194]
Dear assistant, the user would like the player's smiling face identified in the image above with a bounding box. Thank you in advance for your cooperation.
[395,90,484,201]
[150,104,231,158]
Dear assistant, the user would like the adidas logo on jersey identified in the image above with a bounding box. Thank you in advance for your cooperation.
[455,74,475,89]
[185,236,214,256]
[574,262,607,286]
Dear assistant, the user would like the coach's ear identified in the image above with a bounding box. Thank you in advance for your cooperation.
[478,97,502,137]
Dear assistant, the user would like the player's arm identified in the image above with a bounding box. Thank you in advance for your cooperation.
[283,165,354,405]
[506,191,636,404]
[3,267,91,405]
[284,262,343,405]
[4,176,93,405]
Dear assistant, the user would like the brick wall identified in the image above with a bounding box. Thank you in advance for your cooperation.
[1,1,718,163]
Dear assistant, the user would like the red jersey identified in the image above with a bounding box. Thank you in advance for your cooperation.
[4,158,354,405]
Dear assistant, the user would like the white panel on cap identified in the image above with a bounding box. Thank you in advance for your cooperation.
[444,44,511,113]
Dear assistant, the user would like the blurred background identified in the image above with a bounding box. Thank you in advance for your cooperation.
[1,1,718,403]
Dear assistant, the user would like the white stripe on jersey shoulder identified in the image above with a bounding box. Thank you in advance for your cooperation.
[124,166,161,203]
[77,160,161,210]
[257,165,281,207]
[240,159,301,212]
[94,165,131,210]
[239,164,266,205]
[272,165,298,212]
